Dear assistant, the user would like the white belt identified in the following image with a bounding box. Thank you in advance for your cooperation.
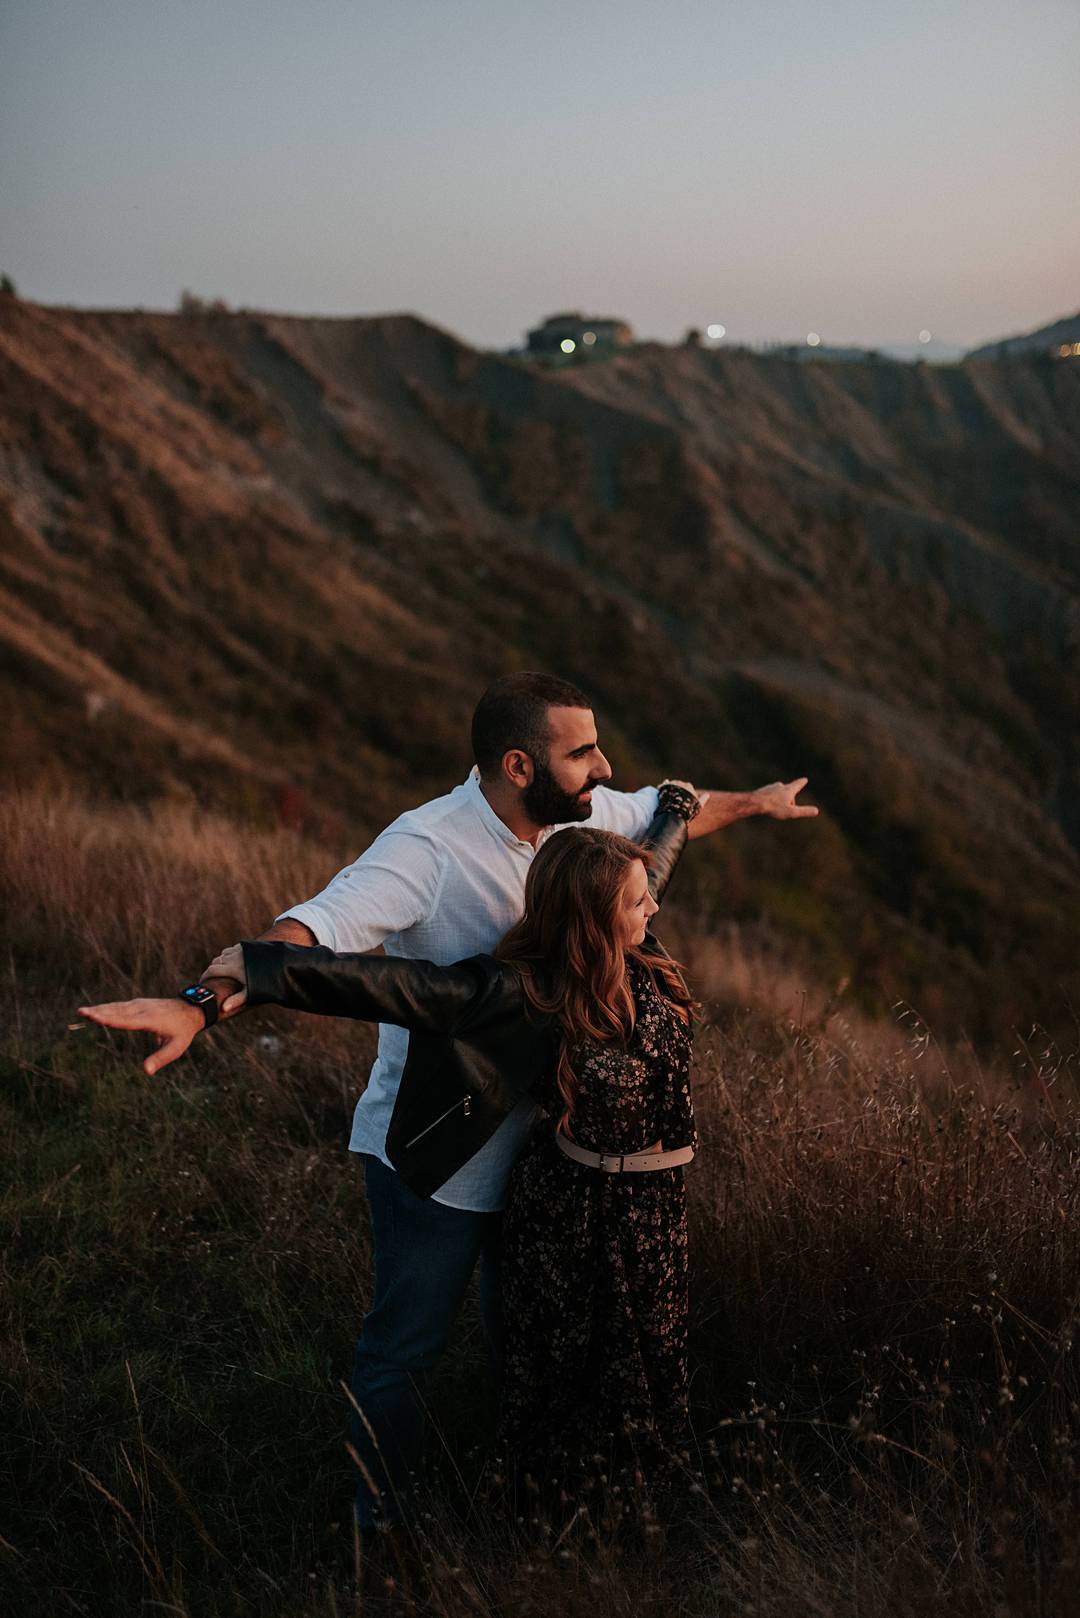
[555,1133,695,1174]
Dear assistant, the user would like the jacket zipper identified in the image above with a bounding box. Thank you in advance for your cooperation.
[404,1093,472,1150]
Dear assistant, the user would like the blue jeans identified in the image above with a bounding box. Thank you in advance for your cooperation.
[350,1153,504,1528]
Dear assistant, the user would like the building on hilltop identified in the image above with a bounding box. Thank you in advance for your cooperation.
[525,311,634,359]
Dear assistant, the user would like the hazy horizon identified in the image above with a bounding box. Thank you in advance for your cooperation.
[2,0,1077,353]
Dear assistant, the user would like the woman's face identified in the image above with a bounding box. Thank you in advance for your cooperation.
[616,859,659,947]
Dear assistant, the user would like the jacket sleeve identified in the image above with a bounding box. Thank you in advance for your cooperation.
[241,942,491,1037]
[640,807,689,902]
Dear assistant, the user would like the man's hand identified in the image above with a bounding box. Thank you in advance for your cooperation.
[752,777,818,821]
[77,998,206,1077]
[686,777,817,838]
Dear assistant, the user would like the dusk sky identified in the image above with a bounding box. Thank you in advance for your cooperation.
[2,0,1077,353]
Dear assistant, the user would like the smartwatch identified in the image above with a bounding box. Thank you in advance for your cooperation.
[177,983,219,1028]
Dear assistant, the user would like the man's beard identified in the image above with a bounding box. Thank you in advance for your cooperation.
[522,759,595,827]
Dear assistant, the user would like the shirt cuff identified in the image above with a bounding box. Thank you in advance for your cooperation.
[274,901,334,949]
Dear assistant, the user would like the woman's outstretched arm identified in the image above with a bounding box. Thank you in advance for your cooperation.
[77,943,494,1074]
[240,940,491,1035]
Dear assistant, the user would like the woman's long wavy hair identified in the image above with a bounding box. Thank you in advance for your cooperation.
[495,826,695,1137]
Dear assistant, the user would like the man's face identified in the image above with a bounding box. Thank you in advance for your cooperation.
[521,706,613,827]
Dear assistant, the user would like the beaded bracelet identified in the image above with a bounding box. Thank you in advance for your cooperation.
[657,780,702,823]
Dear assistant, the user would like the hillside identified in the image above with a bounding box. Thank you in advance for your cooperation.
[966,308,1080,360]
[3,788,1076,1617]
[1,294,1078,1042]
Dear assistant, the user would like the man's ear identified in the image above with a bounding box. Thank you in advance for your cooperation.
[501,749,534,790]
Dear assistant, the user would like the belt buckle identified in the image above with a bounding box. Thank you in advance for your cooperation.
[598,1152,623,1173]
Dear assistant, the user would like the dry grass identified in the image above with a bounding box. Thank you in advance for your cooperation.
[1,791,1077,1616]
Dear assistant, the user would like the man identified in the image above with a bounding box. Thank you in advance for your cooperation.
[146,672,817,1532]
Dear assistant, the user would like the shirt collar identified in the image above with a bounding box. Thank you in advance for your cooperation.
[464,768,536,853]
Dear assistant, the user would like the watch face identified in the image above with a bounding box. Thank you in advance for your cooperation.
[183,986,213,1005]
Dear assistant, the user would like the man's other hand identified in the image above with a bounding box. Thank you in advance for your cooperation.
[77,998,205,1076]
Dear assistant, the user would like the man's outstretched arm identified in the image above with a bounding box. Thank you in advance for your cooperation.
[78,915,319,1077]
[686,776,818,840]
[200,827,445,1017]
[83,830,444,1077]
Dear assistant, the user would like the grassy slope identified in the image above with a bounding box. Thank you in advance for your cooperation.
[1,794,1078,1615]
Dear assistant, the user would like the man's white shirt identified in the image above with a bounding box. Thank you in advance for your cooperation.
[279,770,660,1210]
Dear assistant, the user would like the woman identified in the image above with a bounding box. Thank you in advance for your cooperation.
[484,816,700,1524]
[79,785,702,1526]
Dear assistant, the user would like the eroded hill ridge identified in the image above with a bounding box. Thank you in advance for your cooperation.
[1,296,1078,1040]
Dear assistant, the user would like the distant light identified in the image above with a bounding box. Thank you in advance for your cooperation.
[918,329,932,344]
[706,323,726,340]
[560,338,576,353]
[806,332,821,347]
[582,330,597,346]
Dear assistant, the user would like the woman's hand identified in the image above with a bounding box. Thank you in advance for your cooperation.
[76,998,207,1076]
[670,779,710,810]
[199,943,247,1013]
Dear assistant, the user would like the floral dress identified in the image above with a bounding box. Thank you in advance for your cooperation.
[494,950,697,1518]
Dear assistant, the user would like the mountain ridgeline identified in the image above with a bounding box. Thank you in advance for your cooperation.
[1,296,1078,1044]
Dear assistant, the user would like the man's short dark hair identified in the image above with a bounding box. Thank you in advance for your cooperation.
[471,672,593,777]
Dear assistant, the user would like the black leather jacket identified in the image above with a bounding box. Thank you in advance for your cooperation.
[242,806,690,1198]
